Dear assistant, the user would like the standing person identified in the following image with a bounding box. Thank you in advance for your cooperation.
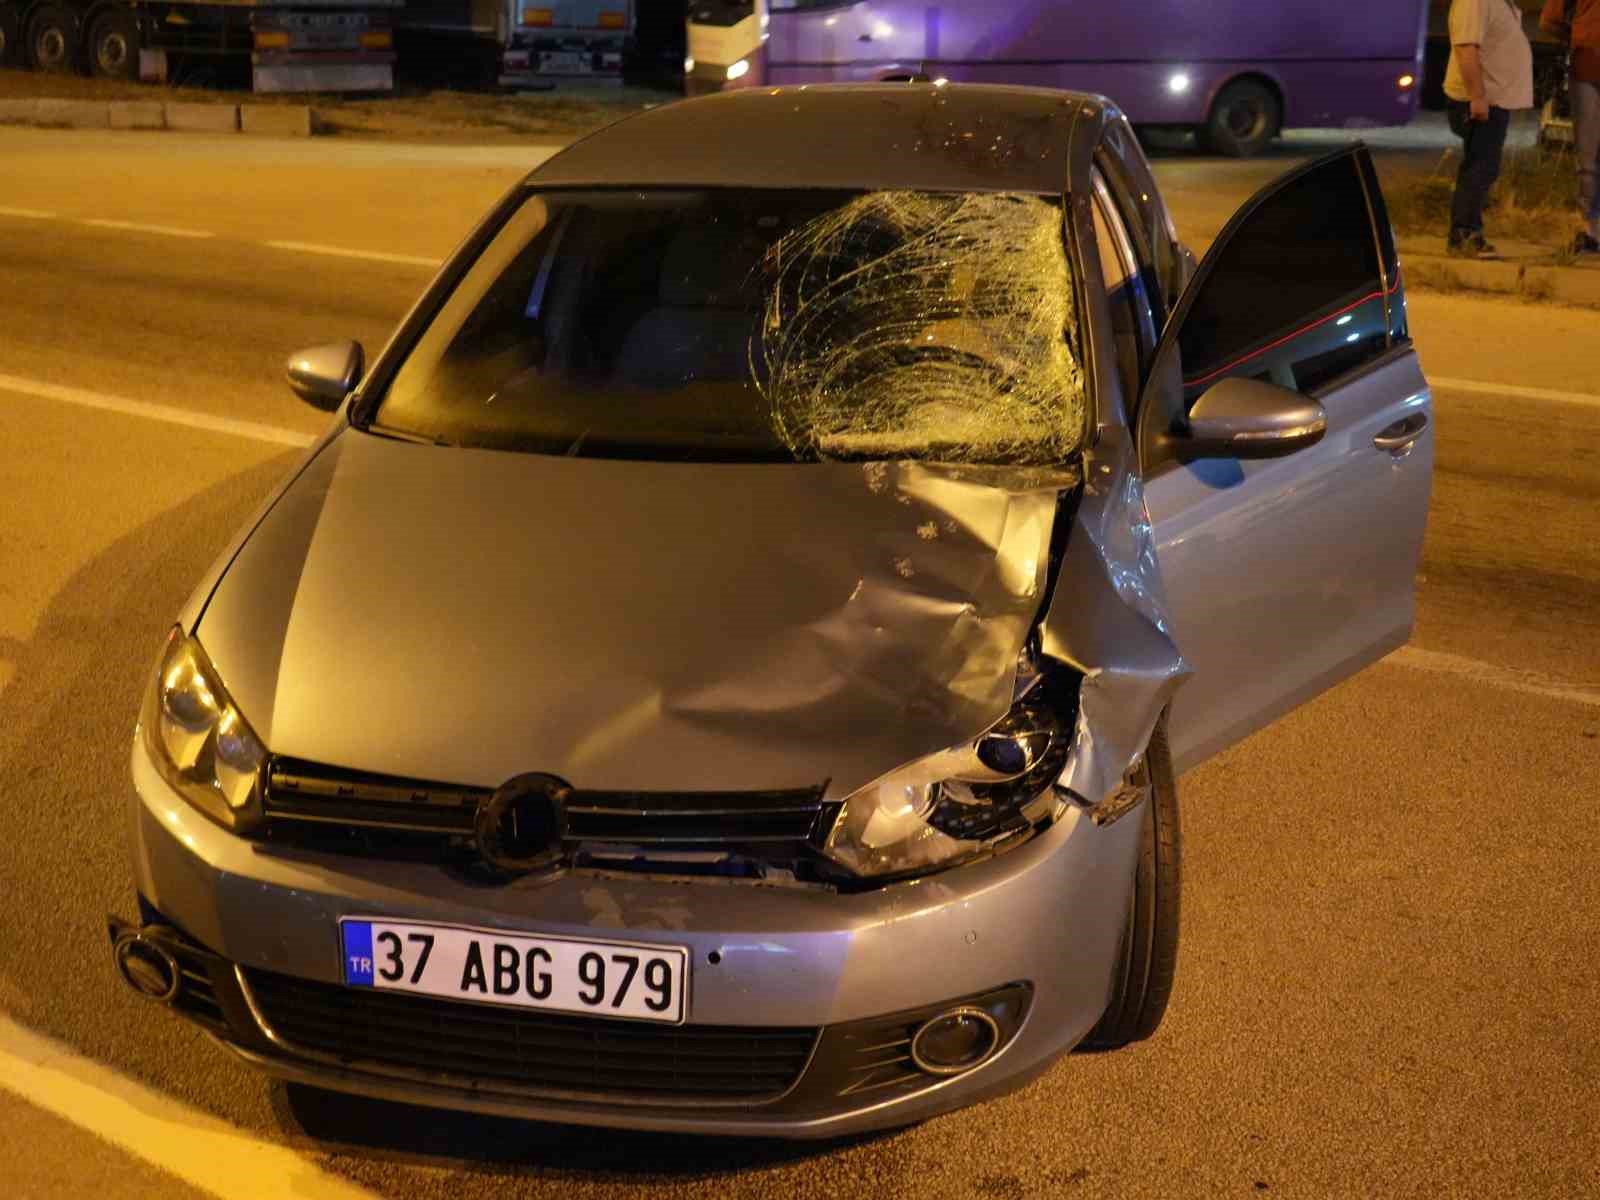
[1542,0,1600,254]
[1444,0,1535,258]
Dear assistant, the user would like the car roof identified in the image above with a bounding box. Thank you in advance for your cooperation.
[527,83,1109,194]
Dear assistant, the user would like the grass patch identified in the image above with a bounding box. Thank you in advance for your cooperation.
[0,66,300,106]
[309,86,674,141]
[1389,139,1582,247]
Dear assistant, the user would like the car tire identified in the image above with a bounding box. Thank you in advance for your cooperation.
[27,5,78,73]
[88,7,140,80]
[1199,78,1281,158]
[1078,714,1181,1050]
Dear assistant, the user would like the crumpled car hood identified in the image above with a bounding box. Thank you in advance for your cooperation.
[196,429,1077,798]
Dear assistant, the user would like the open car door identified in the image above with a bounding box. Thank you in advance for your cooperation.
[1136,146,1433,773]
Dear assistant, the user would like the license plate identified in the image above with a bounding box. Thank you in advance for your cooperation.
[537,52,586,71]
[339,918,688,1024]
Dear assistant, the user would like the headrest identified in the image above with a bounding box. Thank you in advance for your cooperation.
[658,222,764,309]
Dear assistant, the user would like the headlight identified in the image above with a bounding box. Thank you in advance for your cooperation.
[823,685,1075,879]
[138,627,267,832]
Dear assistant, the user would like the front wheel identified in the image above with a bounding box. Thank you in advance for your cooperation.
[1078,714,1181,1050]
[1198,78,1282,158]
[88,7,140,80]
[27,5,78,73]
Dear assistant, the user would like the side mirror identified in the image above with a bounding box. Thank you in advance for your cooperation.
[1174,376,1326,460]
[286,341,364,411]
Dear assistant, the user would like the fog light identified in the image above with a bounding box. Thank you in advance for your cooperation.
[726,58,749,81]
[910,1006,1001,1075]
[1398,73,1415,89]
[113,934,180,1003]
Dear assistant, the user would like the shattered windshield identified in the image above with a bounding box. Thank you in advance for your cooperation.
[373,187,1087,464]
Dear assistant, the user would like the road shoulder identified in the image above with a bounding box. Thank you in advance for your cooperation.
[0,1090,215,1200]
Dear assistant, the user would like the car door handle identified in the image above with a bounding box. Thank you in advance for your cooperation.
[1373,412,1428,452]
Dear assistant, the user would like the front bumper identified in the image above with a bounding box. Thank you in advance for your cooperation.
[128,741,1141,1137]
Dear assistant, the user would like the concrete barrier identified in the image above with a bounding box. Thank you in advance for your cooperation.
[108,101,165,131]
[20,99,110,129]
[1402,250,1600,309]
[1544,263,1600,307]
[0,97,309,136]
[164,102,240,133]
[239,104,314,137]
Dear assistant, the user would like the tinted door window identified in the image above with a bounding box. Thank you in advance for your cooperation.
[1177,150,1391,404]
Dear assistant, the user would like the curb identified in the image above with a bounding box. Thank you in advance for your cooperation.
[1401,248,1600,308]
[0,98,316,136]
[1401,252,1600,307]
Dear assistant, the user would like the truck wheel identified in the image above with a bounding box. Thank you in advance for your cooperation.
[88,7,139,80]
[0,7,22,67]
[1078,715,1181,1050]
[27,5,77,73]
[1199,78,1281,158]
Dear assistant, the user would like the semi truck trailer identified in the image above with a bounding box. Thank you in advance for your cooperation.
[0,0,400,91]
[389,0,635,88]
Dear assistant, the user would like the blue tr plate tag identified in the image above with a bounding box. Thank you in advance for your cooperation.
[341,920,374,986]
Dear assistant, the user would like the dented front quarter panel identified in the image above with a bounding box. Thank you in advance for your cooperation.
[1042,420,1190,807]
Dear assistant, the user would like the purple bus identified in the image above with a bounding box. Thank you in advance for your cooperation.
[686,1,1430,156]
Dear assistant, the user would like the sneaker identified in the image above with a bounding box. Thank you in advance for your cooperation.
[1573,231,1600,256]
[1447,232,1501,260]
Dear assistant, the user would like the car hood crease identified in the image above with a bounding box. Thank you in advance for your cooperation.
[197,430,1080,798]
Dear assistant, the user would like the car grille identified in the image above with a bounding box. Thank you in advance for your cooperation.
[263,759,484,836]
[261,757,830,859]
[242,968,819,1103]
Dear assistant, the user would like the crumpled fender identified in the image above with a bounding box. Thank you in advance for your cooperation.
[1041,420,1191,806]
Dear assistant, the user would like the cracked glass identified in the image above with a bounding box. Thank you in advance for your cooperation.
[374,187,1087,465]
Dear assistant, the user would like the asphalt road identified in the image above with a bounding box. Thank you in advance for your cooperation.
[0,126,1596,1200]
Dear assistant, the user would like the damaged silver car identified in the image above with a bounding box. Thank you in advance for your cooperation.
[110,84,1432,1137]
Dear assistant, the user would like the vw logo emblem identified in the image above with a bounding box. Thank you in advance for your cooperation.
[475,773,571,874]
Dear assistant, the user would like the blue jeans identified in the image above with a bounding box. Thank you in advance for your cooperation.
[1447,101,1511,241]
[1573,77,1600,236]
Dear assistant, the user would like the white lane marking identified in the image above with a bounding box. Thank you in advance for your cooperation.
[80,218,215,240]
[1430,376,1600,409]
[0,372,315,449]
[0,205,56,220]
[265,240,442,268]
[1391,646,1600,709]
[0,1015,382,1200]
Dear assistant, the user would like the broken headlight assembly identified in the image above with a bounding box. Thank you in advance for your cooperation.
[823,679,1077,880]
[138,626,267,833]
